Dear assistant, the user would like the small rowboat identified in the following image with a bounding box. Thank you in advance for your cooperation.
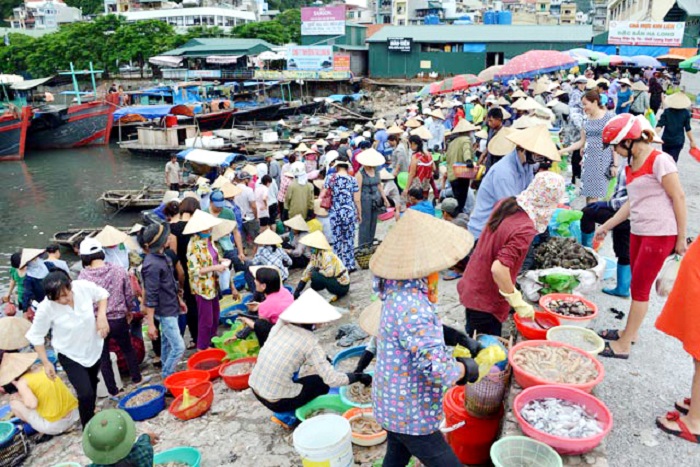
[51,227,130,249]
[99,188,166,210]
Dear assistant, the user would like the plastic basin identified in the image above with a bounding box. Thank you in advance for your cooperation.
[168,381,214,421]
[153,446,202,467]
[233,271,247,290]
[513,385,613,455]
[187,348,227,380]
[339,371,373,409]
[219,357,257,390]
[118,385,166,421]
[0,421,16,447]
[378,208,395,222]
[51,463,82,467]
[296,394,353,422]
[342,407,386,446]
[490,436,562,467]
[220,305,244,325]
[332,345,367,371]
[508,340,604,393]
[546,326,606,356]
[514,311,560,340]
[539,293,598,327]
[163,370,210,398]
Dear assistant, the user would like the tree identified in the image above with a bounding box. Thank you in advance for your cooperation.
[64,0,105,15]
[276,9,301,44]
[233,21,289,45]
[110,20,179,76]
[0,33,36,76]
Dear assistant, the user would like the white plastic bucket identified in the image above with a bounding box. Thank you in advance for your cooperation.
[293,414,354,467]
[96,352,123,398]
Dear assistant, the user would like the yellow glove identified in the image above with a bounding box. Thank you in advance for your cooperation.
[499,289,534,319]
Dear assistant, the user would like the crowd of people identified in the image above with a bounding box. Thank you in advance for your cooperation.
[0,63,699,466]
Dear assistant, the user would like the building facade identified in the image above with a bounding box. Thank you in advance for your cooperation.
[119,6,256,31]
[9,0,82,30]
[607,0,675,23]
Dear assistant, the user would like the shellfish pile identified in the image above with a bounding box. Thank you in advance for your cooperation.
[512,345,598,385]
[534,237,597,270]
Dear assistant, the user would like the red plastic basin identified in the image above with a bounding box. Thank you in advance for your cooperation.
[168,381,214,421]
[163,370,210,398]
[219,357,257,390]
[514,311,560,340]
[187,348,227,380]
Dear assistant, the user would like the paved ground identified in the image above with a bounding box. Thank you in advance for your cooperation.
[19,120,700,467]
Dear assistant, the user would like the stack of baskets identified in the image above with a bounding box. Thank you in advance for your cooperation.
[0,422,29,467]
[355,240,381,270]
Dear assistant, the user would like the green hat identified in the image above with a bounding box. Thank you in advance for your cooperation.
[82,409,137,465]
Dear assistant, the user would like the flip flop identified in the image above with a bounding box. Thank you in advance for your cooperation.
[597,329,636,344]
[656,411,700,444]
[675,398,691,415]
[598,342,629,360]
[442,270,462,281]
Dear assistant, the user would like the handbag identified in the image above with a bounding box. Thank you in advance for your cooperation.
[320,175,336,210]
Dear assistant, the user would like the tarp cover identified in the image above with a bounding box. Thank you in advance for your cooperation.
[177,148,240,167]
[149,56,184,67]
[206,55,241,65]
[10,76,54,91]
[113,105,174,121]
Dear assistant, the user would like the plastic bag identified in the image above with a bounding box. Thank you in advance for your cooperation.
[645,108,657,128]
[548,209,583,238]
[474,345,507,382]
[218,268,232,295]
[539,273,580,295]
[211,320,260,360]
[656,255,681,297]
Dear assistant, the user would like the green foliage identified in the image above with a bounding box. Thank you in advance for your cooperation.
[0,0,22,27]
[231,8,301,45]
[0,15,179,77]
[64,0,104,15]
[275,9,301,44]
[266,0,329,12]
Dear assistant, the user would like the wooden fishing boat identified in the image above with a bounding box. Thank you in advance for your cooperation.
[0,106,31,161]
[27,100,116,150]
[274,100,325,118]
[51,227,130,249]
[99,187,166,210]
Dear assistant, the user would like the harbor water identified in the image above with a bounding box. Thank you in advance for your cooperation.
[0,145,164,291]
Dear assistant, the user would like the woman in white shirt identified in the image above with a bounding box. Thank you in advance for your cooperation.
[25,271,109,428]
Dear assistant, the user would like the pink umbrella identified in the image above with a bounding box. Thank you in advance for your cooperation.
[495,50,578,81]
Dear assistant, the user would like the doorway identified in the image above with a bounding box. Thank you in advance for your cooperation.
[486,52,505,68]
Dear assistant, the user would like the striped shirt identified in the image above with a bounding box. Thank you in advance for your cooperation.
[249,322,350,401]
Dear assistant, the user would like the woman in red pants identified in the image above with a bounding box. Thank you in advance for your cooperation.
[595,113,687,359]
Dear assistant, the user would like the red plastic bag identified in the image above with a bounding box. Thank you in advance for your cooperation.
[690,147,700,163]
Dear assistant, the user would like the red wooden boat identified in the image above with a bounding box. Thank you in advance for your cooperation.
[0,106,31,161]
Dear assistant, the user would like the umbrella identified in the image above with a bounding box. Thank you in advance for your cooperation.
[434,74,483,95]
[657,54,689,65]
[478,65,503,82]
[417,84,432,98]
[680,55,700,74]
[595,55,633,67]
[495,50,578,81]
[630,55,663,68]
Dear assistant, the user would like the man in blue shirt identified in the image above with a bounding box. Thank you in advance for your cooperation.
[468,125,560,240]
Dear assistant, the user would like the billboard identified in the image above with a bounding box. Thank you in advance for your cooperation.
[333,54,350,72]
[287,46,334,71]
[301,6,346,36]
[388,37,412,53]
[608,21,685,47]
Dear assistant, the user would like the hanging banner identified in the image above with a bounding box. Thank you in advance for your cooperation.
[333,54,351,71]
[287,46,334,71]
[301,6,346,36]
[388,37,412,53]
[608,21,686,47]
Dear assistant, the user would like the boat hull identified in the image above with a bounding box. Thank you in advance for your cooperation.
[275,101,325,118]
[27,101,115,150]
[0,107,31,161]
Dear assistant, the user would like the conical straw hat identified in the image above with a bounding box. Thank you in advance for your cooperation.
[512,115,552,130]
[0,317,31,350]
[355,148,386,167]
[212,219,237,241]
[183,209,222,235]
[220,182,242,199]
[369,210,474,280]
[279,289,341,324]
[211,176,229,189]
[195,177,210,186]
[510,97,541,111]
[241,164,258,176]
[452,119,479,134]
[0,352,38,386]
[379,169,394,180]
[284,214,310,232]
[506,125,561,161]
[296,143,310,153]
[313,199,328,217]
[487,127,517,156]
[497,96,509,106]
[475,129,488,139]
[532,82,548,96]
[19,248,45,269]
[429,109,445,120]
[254,228,283,246]
[387,124,403,135]
[300,230,332,250]
[374,120,387,129]
[494,106,512,120]
[666,92,691,109]
[359,300,381,336]
[95,226,129,248]
[405,118,421,128]
[511,89,527,99]
[410,126,432,141]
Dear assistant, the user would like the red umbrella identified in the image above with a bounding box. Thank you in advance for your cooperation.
[495,50,578,81]
[434,74,483,95]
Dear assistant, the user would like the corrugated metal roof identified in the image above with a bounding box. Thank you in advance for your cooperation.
[163,38,276,56]
[366,25,594,43]
[335,44,369,51]
[678,0,700,16]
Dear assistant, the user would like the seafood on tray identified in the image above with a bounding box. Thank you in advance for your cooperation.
[347,382,372,404]
[512,345,598,385]
[520,398,603,439]
[548,299,594,317]
[350,415,384,435]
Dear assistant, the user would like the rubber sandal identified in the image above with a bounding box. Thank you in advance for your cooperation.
[442,270,462,281]
[656,411,700,444]
[598,342,629,360]
[597,329,636,345]
[675,398,691,415]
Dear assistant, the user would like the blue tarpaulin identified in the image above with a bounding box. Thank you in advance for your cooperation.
[462,44,486,53]
[619,46,669,58]
[588,45,617,55]
[113,105,174,121]
[326,93,364,103]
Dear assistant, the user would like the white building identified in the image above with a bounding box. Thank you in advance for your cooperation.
[10,0,82,30]
[120,6,256,31]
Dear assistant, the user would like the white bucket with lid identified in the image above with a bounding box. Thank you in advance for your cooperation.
[293,414,354,467]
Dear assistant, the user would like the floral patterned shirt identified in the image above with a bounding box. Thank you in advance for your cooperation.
[187,235,223,300]
[372,278,462,435]
[301,250,350,286]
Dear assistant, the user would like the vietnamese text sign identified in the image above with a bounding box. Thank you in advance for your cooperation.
[254,70,352,80]
[388,37,412,53]
[287,46,334,71]
[609,21,685,47]
[334,54,350,71]
[301,6,346,36]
